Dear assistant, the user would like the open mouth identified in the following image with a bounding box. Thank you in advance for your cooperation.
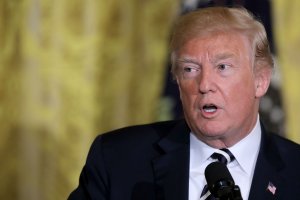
[203,104,218,113]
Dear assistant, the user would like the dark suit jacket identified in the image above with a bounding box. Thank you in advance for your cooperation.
[68,120,300,200]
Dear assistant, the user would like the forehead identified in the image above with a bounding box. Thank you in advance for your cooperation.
[177,32,252,61]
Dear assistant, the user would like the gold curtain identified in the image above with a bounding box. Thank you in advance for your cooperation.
[0,0,179,199]
[273,1,300,143]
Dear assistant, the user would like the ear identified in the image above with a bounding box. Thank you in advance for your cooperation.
[255,67,272,98]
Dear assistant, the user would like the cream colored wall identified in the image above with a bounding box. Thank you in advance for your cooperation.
[0,0,179,199]
[273,1,300,144]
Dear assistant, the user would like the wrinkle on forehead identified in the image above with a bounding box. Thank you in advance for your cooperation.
[177,32,253,66]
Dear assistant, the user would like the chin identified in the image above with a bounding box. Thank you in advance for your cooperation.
[203,130,227,138]
[194,121,228,137]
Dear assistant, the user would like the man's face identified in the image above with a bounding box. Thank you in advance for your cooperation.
[175,32,269,147]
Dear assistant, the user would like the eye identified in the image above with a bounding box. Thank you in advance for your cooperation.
[183,67,197,72]
[182,66,200,78]
[218,63,230,71]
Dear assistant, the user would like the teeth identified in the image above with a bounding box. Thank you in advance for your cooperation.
[203,105,217,113]
[204,107,217,113]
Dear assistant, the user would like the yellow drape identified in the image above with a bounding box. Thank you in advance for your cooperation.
[0,0,179,199]
[273,1,300,143]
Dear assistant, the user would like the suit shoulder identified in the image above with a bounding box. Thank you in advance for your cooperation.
[269,134,300,159]
[95,119,185,146]
[87,120,188,164]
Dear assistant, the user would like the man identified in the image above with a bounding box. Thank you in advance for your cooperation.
[68,7,300,200]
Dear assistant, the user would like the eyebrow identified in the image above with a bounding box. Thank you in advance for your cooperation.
[176,57,201,66]
[212,52,235,62]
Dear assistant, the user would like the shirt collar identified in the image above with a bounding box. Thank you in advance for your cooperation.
[190,133,213,170]
[229,117,261,175]
[189,116,261,176]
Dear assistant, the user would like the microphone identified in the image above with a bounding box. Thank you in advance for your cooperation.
[205,162,243,200]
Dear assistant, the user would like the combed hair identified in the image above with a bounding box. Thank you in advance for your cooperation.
[170,7,274,75]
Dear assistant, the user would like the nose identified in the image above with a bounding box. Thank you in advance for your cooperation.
[198,69,216,94]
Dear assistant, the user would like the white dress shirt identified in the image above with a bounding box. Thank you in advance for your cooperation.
[189,117,261,200]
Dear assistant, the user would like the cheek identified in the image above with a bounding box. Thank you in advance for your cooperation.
[178,81,199,107]
[220,71,255,99]
[226,83,255,97]
[178,80,198,96]
[224,79,257,111]
[229,71,256,94]
[178,78,199,92]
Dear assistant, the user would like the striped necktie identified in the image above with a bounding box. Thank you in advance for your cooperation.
[200,149,235,200]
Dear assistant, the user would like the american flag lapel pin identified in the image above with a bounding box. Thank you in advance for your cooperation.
[266,181,276,195]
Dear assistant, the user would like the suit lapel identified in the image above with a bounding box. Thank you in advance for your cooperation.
[151,120,286,200]
[248,125,285,200]
[152,120,190,200]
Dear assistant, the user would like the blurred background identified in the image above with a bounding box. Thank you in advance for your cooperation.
[0,0,300,199]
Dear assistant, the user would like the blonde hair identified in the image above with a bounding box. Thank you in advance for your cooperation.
[170,7,274,75]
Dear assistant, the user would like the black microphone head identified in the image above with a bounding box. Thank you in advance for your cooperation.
[205,162,235,198]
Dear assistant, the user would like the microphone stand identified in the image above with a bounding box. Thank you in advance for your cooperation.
[231,185,243,200]
[217,185,243,200]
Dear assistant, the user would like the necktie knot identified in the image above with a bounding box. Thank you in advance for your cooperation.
[210,149,234,165]
[210,148,235,165]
